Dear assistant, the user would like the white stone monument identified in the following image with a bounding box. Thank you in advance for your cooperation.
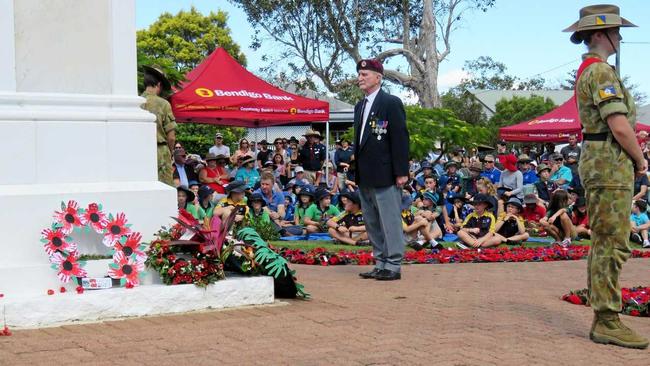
[0,0,273,328]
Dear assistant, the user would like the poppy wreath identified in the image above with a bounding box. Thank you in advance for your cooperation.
[278,245,650,266]
[562,286,650,317]
[40,200,146,288]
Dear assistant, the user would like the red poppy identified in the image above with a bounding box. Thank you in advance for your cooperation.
[1,326,10,336]
[108,251,144,287]
[50,251,87,283]
[76,286,84,294]
[47,289,55,295]
[103,212,132,247]
[59,286,66,293]
[41,227,76,256]
[630,310,640,316]
[53,200,82,234]
[80,203,108,233]
[113,232,146,263]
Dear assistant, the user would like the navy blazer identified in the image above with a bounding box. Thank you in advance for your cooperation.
[354,89,409,188]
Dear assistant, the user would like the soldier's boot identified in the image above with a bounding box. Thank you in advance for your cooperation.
[590,311,649,349]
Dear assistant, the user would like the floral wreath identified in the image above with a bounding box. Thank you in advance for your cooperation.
[40,201,145,288]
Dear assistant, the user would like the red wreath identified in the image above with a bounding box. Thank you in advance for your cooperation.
[41,201,145,289]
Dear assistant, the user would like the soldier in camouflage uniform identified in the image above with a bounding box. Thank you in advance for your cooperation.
[565,5,648,349]
[141,66,177,186]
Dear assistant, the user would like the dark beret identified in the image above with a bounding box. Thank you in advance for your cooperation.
[356,59,384,75]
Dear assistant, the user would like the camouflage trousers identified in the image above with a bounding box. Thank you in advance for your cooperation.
[585,187,633,313]
[157,144,173,186]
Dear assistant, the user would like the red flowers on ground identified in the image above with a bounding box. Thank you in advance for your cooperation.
[76,286,84,294]
[562,286,650,317]
[278,245,639,266]
[1,326,11,336]
[47,289,55,295]
[59,286,66,293]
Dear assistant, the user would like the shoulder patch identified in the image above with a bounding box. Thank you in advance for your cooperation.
[598,85,617,100]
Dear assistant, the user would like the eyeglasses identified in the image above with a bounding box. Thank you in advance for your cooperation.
[485,160,494,163]
[275,142,282,145]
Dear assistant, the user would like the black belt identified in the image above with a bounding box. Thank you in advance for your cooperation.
[582,132,609,141]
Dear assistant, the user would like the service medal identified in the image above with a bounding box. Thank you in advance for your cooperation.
[377,135,382,141]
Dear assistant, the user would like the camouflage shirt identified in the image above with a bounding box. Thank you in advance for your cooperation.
[577,52,636,190]
[576,52,636,135]
[141,91,177,144]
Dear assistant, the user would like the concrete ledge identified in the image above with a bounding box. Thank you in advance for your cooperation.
[4,274,274,328]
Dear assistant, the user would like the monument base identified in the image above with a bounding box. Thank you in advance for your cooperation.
[4,273,275,328]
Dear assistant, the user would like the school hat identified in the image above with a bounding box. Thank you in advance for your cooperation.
[198,185,214,202]
[469,161,483,172]
[315,188,331,202]
[248,193,266,207]
[536,163,551,174]
[524,193,538,205]
[505,197,523,211]
[142,65,171,91]
[176,185,195,202]
[297,185,315,198]
[340,190,361,205]
[225,180,247,194]
[400,194,413,211]
[471,193,493,209]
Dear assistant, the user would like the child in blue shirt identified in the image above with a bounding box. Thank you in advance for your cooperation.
[630,200,650,248]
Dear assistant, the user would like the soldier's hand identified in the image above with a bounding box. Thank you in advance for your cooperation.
[635,159,648,175]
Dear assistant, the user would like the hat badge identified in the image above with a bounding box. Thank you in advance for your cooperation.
[361,61,367,67]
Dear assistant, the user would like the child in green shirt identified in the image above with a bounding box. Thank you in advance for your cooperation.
[304,189,341,233]
[246,193,271,225]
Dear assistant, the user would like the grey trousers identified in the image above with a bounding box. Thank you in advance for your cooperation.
[359,185,405,272]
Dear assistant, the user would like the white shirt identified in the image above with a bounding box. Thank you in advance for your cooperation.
[209,144,230,157]
[359,88,380,139]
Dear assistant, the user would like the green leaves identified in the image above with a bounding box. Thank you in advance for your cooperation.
[137,6,246,93]
[405,106,488,160]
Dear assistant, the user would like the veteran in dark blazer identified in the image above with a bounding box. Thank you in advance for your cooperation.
[354,58,409,281]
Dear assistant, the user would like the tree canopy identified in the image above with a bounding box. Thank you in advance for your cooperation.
[136,7,248,153]
[230,0,496,108]
[137,6,247,89]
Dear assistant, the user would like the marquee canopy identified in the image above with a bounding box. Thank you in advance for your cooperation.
[499,96,650,143]
[171,48,329,127]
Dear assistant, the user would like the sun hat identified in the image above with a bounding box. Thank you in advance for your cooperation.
[444,161,459,170]
[340,190,361,205]
[205,153,218,162]
[247,193,266,207]
[295,166,305,173]
[400,194,414,211]
[142,65,171,91]
[215,132,223,139]
[469,161,483,172]
[574,196,587,208]
[523,194,538,205]
[471,193,494,209]
[198,185,214,202]
[303,129,321,138]
[176,185,195,202]
[315,188,331,202]
[517,154,532,163]
[502,154,518,172]
[505,197,523,211]
[225,180,247,194]
[240,156,255,166]
[297,185,315,198]
[536,163,551,174]
[563,4,637,44]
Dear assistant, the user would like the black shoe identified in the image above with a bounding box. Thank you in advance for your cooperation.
[407,240,423,251]
[630,233,642,245]
[359,268,381,279]
[374,269,401,281]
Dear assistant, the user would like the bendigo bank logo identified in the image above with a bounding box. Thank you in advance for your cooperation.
[195,88,214,97]
[289,107,297,115]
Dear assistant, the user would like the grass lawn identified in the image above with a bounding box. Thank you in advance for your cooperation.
[267,238,646,253]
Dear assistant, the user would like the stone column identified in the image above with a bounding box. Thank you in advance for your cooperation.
[0,0,176,296]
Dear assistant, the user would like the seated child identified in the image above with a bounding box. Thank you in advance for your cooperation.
[401,194,442,250]
[447,195,470,232]
[303,189,341,234]
[416,191,443,240]
[456,193,496,248]
[213,180,249,223]
[484,197,529,247]
[630,199,650,248]
[177,185,206,220]
[539,189,575,247]
[521,193,547,236]
[293,185,315,227]
[327,191,367,245]
[246,193,271,225]
[571,197,590,239]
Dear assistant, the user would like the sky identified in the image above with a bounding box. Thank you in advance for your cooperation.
[136,0,650,104]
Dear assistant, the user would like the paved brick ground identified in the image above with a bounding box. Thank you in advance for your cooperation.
[2,258,650,365]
